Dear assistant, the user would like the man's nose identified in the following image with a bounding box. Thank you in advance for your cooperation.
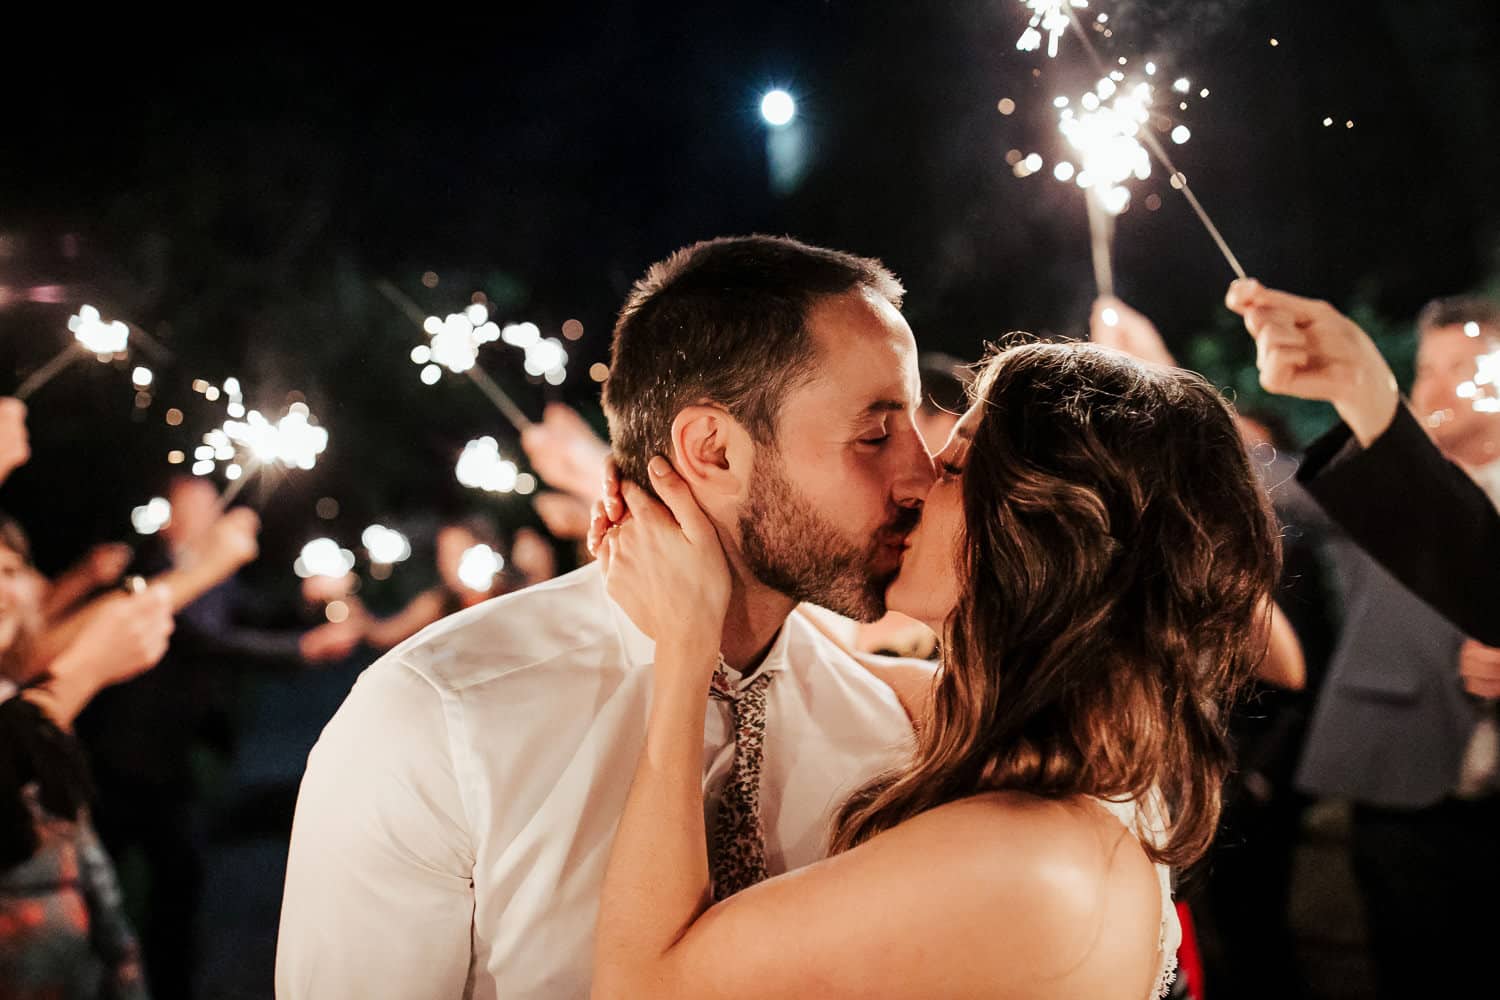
[893,431,936,508]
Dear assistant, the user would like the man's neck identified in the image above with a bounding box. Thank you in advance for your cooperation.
[718,567,797,675]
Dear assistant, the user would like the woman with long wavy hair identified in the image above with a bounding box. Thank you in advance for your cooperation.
[591,341,1280,999]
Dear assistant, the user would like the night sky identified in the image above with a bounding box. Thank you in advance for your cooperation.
[2,0,1498,582]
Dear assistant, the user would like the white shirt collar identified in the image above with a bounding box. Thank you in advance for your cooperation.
[604,593,794,686]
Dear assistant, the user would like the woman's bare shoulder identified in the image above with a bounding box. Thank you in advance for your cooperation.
[855,654,937,725]
[664,792,1163,999]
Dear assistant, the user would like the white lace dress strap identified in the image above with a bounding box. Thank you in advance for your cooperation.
[1092,794,1181,1000]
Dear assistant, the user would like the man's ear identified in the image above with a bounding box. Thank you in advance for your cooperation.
[670,405,754,505]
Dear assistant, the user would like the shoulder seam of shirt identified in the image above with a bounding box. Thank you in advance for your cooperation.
[391,655,480,864]
[399,630,628,693]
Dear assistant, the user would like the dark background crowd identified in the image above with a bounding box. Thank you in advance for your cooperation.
[1,2,1498,997]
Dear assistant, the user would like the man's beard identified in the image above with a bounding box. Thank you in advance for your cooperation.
[738,451,915,623]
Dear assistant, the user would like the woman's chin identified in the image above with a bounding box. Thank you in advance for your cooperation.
[883,576,917,624]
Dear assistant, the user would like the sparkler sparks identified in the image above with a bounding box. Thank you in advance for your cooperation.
[457,543,504,592]
[131,497,172,536]
[1059,76,1154,217]
[15,304,134,400]
[295,538,357,579]
[362,524,413,566]
[1016,1,1089,58]
[376,280,535,431]
[417,306,502,380]
[1463,347,1500,414]
[456,436,521,494]
[502,322,570,386]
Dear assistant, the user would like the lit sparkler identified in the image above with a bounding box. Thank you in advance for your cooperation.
[15,304,132,401]
[295,538,357,579]
[199,400,330,511]
[1057,77,1154,297]
[1460,346,1500,414]
[1049,4,1248,279]
[501,322,570,387]
[456,436,520,494]
[457,543,504,592]
[1016,1,1090,58]
[377,279,534,432]
[131,497,172,536]
[362,524,412,566]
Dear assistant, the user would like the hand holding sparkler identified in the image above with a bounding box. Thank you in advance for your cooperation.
[196,507,262,573]
[1460,639,1500,700]
[1089,297,1175,366]
[0,399,30,485]
[520,403,610,502]
[1226,278,1400,446]
[24,584,176,728]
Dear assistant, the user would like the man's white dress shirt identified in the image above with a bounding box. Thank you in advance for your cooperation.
[276,564,914,999]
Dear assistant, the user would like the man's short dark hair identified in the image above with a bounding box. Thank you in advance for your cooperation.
[1417,295,1500,337]
[602,235,904,487]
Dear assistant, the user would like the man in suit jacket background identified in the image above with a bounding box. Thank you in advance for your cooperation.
[1230,282,1500,998]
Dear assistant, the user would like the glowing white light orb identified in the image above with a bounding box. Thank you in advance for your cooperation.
[295,538,356,579]
[1171,126,1192,145]
[456,437,520,493]
[1054,162,1076,182]
[1102,307,1121,327]
[68,305,130,354]
[457,543,504,592]
[132,366,153,388]
[760,90,796,127]
[1015,1,1089,59]
[502,322,541,349]
[131,497,172,535]
[362,524,412,565]
[217,406,329,473]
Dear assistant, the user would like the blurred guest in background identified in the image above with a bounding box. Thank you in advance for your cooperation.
[0,513,175,1000]
[1229,280,1500,645]
[75,475,320,1000]
[1235,284,1500,997]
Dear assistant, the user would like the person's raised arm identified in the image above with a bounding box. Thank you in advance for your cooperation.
[1225,279,1400,446]
[1228,279,1500,645]
[23,509,261,673]
[41,543,132,622]
[0,399,30,488]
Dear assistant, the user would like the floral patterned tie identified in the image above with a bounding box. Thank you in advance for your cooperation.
[708,662,775,901]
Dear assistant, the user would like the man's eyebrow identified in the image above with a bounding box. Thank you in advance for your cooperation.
[864,399,909,415]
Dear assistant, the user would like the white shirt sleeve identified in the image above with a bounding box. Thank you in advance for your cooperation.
[276,657,477,999]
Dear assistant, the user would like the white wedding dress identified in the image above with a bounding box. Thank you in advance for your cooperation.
[1092,794,1181,999]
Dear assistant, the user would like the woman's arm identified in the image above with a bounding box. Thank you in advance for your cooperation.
[1253,601,1307,691]
[592,636,721,996]
[592,459,728,996]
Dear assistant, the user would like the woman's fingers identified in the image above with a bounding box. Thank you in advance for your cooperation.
[602,457,626,522]
[646,456,716,545]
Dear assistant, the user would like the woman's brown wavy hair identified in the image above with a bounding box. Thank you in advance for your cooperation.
[830,341,1281,868]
